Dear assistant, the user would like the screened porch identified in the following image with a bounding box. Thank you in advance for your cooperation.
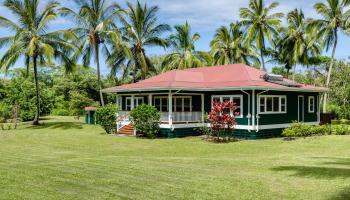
[116,93,205,125]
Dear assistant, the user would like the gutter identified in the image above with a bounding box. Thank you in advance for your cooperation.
[102,86,328,94]
[256,90,269,132]
[241,89,251,132]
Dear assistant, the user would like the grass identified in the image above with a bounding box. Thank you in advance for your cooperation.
[1,116,350,200]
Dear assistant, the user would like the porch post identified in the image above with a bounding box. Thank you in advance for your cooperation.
[131,95,135,110]
[168,91,173,126]
[201,94,205,123]
[116,94,119,131]
[148,94,152,106]
[252,90,255,130]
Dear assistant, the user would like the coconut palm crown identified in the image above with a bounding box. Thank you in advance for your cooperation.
[308,0,350,112]
[109,1,170,83]
[281,9,321,80]
[210,23,259,66]
[0,0,76,125]
[162,21,212,70]
[240,0,284,71]
[60,0,123,106]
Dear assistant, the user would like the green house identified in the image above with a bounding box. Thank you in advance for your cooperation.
[102,64,328,139]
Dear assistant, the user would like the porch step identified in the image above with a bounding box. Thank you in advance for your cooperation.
[118,123,134,135]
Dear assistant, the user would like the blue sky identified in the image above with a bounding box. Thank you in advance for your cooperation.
[0,0,350,75]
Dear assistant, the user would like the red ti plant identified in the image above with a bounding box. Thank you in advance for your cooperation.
[208,100,238,139]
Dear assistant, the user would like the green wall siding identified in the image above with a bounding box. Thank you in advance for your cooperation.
[204,91,251,125]
[255,91,319,125]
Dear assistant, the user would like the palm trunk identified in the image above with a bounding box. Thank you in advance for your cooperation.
[292,65,296,82]
[132,64,137,83]
[33,55,40,125]
[260,47,266,71]
[323,32,338,113]
[95,43,105,107]
[286,68,290,79]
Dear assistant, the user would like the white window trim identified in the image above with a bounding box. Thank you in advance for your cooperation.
[258,95,287,114]
[154,96,193,112]
[211,95,243,118]
[308,96,315,113]
[173,96,192,112]
[154,96,168,112]
[126,97,144,111]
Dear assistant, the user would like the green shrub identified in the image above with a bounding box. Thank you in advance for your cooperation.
[19,108,36,122]
[331,125,350,135]
[96,104,118,134]
[130,105,160,138]
[312,125,332,136]
[332,119,350,125]
[282,122,350,137]
[51,108,70,116]
[282,122,332,137]
[282,122,313,137]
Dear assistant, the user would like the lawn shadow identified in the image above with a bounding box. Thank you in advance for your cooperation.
[271,157,350,179]
[271,157,350,199]
[26,121,84,130]
[329,187,350,200]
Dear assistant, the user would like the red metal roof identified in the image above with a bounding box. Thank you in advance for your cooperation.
[103,64,328,92]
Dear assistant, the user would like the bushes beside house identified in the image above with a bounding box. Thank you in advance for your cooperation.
[96,104,118,134]
[282,122,350,137]
[130,105,160,138]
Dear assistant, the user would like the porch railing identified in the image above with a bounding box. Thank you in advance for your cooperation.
[118,111,203,123]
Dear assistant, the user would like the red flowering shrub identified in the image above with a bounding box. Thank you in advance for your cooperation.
[208,100,238,140]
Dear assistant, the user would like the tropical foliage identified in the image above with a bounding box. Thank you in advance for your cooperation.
[162,22,211,69]
[208,101,238,141]
[210,23,258,66]
[130,104,160,138]
[239,0,284,70]
[60,0,123,106]
[0,0,76,124]
[108,1,170,82]
[0,0,350,123]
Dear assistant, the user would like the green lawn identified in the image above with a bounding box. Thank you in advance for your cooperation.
[0,116,350,200]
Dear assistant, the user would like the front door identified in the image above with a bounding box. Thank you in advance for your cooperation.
[298,96,304,122]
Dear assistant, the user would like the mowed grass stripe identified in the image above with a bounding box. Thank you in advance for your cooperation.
[1,116,350,199]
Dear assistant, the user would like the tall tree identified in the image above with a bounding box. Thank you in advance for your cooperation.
[210,23,258,65]
[110,1,170,83]
[308,0,350,113]
[0,0,75,125]
[60,0,122,106]
[162,21,212,70]
[282,9,321,81]
[240,0,284,71]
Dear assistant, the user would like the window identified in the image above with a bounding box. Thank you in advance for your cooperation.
[125,97,144,111]
[154,97,168,112]
[308,96,315,113]
[173,96,192,112]
[211,95,243,118]
[153,96,193,112]
[126,98,131,111]
[258,95,287,114]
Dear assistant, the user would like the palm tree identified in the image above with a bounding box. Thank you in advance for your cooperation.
[60,0,123,106]
[308,0,350,113]
[240,0,284,71]
[110,1,170,83]
[282,9,321,81]
[162,22,212,70]
[210,23,258,65]
[265,40,294,79]
[0,0,76,125]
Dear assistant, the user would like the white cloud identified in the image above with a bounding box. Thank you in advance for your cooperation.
[139,0,321,31]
